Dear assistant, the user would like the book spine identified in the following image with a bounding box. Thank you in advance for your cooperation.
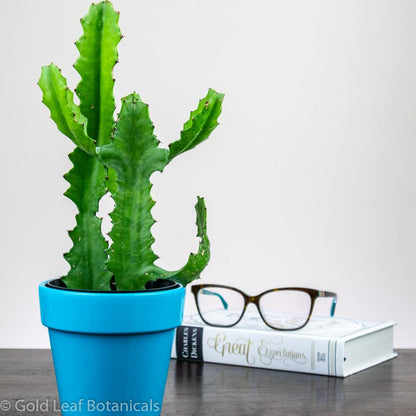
[172,324,345,377]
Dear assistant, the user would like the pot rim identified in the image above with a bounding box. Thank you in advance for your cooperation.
[39,279,186,334]
[46,278,181,294]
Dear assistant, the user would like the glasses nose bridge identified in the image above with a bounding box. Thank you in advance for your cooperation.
[246,294,260,306]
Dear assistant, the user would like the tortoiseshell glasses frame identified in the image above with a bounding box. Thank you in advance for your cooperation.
[191,284,338,331]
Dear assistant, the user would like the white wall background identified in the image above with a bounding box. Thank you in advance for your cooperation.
[0,0,415,348]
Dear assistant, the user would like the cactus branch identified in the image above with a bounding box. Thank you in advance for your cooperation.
[74,1,121,146]
[97,93,169,290]
[168,88,224,162]
[38,64,96,156]
[160,197,210,286]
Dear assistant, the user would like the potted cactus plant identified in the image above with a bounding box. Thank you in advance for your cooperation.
[38,1,224,415]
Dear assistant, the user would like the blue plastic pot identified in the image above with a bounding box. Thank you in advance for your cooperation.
[39,280,185,416]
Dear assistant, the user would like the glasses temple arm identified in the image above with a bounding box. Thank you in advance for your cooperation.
[319,291,338,317]
[201,289,229,310]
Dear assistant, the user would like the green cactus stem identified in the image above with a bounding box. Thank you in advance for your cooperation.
[39,2,120,290]
[38,1,224,291]
[97,89,223,290]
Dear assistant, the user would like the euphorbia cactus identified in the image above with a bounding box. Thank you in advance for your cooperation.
[38,1,224,291]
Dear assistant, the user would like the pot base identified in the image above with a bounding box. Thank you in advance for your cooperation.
[49,328,173,415]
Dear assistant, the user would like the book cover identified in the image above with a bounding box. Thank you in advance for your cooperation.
[172,312,397,377]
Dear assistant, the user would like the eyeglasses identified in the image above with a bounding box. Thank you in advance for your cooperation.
[191,284,338,331]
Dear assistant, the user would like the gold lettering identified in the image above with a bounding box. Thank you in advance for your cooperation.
[258,340,307,367]
[207,333,255,365]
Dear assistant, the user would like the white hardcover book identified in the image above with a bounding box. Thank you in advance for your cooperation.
[171,312,397,377]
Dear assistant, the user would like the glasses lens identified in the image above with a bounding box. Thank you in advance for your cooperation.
[197,287,245,326]
[259,290,312,329]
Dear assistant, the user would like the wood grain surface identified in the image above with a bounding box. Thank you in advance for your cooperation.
[0,349,414,416]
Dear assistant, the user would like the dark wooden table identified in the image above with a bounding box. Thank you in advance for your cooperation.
[0,349,415,415]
